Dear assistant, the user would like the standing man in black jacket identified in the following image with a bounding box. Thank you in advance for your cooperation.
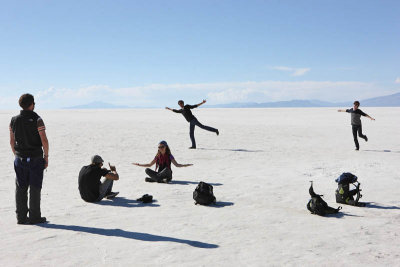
[9,94,49,224]
[338,101,375,150]
[166,99,219,149]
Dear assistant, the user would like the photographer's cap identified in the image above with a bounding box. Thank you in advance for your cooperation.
[91,155,104,164]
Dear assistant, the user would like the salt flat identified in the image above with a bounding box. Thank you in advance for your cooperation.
[1,108,399,266]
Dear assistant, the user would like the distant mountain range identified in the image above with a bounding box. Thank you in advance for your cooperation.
[208,92,400,108]
[64,92,400,109]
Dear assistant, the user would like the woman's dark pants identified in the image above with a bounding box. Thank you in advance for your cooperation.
[145,168,172,182]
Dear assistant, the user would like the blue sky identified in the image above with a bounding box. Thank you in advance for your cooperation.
[0,0,399,108]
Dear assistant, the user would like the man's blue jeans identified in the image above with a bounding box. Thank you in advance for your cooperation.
[14,157,45,221]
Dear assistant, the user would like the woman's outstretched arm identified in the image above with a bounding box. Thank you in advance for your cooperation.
[171,158,193,168]
[132,159,156,167]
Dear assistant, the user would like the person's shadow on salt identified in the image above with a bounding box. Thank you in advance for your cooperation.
[37,224,218,249]
[169,180,223,186]
[197,148,264,153]
[204,201,234,208]
[96,197,160,208]
[363,149,400,153]
[364,203,400,210]
[325,212,362,218]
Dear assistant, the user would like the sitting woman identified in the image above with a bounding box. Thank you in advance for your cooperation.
[133,141,193,183]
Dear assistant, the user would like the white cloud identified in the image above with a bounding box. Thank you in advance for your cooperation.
[2,80,393,108]
[292,68,311,76]
[207,88,254,103]
[204,81,376,103]
[272,66,310,76]
[395,77,400,83]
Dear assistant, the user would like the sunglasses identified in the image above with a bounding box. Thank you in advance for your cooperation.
[158,145,165,149]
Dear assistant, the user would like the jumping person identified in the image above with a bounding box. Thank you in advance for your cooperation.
[132,141,193,183]
[9,94,49,224]
[78,155,119,203]
[338,101,375,150]
[166,99,219,149]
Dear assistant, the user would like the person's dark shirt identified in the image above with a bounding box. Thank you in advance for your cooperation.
[9,110,45,158]
[346,108,368,126]
[173,104,199,122]
[78,165,110,202]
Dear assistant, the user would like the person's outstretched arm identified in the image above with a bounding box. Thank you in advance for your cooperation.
[166,107,182,113]
[366,114,375,121]
[196,99,207,107]
[358,110,375,121]
[171,158,193,168]
[105,163,119,180]
[132,159,156,167]
[187,99,207,109]
[337,109,347,112]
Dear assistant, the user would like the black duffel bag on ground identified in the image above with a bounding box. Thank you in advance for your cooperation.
[193,182,216,205]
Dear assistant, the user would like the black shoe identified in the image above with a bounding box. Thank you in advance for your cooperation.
[137,194,153,203]
[28,217,47,224]
[145,177,156,182]
[17,218,28,225]
[365,136,368,142]
[216,130,219,136]
[355,148,359,151]
[105,192,119,199]
[189,147,196,149]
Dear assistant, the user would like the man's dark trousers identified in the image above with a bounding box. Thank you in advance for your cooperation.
[189,118,218,148]
[352,125,367,149]
[14,157,45,222]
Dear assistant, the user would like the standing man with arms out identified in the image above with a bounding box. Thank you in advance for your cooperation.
[78,155,119,203]
[166,99,219,149]
[338,101,375,150]
[9,94,48,224]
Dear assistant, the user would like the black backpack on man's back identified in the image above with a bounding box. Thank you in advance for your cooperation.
[193,182,216,205]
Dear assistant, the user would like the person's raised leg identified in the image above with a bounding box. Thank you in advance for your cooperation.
[358,125,368,141]
[352,125,360,150]
[194,119,218,135]
[189,120,196,148]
